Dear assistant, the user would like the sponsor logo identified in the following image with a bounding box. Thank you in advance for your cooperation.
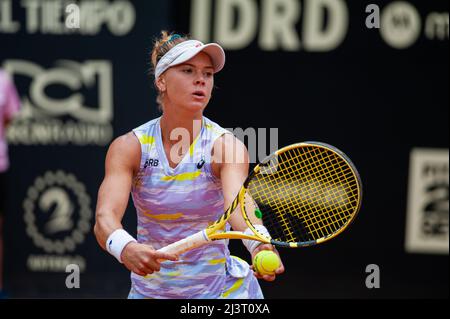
[405,148,449,254]
[23,170,92,271]
[3,59,114,146]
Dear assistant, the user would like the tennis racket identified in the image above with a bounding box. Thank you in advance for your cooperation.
[158,141,362,257]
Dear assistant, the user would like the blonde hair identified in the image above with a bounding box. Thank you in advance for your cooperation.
[150,31,190,111]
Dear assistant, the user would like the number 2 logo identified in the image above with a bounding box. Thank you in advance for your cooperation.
[39,187,74,234]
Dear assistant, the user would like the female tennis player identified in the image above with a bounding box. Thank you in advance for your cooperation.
[94,31,284,299]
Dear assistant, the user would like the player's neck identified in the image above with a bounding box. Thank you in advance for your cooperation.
[160,111,203,146]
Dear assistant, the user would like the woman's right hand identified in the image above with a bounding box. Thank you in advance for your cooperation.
[121,242,178,276]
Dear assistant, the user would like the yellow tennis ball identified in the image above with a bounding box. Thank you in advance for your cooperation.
[253,250,280,275]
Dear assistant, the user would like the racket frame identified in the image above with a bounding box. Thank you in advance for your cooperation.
[158,141,363,256]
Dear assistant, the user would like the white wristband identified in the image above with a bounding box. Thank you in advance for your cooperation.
[242,225,271,254]
[106,229,137,263]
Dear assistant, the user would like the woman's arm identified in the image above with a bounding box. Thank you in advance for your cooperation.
[211,134,285,281]
[211,134,252,230]
[94,133,138,249]
[94,132,177,276]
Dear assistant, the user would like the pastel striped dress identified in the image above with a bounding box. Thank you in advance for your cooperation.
[128,116,264,299]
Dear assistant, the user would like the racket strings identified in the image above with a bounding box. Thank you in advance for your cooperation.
[247,146,360,244]
[276,147,358,239]
[288,147,358,234]
[275,148,358,238]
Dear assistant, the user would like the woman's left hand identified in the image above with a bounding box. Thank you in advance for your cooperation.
[250,244,285,281]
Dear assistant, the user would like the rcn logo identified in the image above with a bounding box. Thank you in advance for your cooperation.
[2,60,114,145]
[2,60,113,123]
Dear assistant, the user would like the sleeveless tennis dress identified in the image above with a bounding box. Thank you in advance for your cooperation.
[128,116,264,299]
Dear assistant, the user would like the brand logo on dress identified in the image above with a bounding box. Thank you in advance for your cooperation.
[144,158,159,168]
[197,156,206,169]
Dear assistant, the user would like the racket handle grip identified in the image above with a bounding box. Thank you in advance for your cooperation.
[157,230,210,260]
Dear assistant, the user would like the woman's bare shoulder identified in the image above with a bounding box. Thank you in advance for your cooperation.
[211,133,249,178]
[106,132,141,172]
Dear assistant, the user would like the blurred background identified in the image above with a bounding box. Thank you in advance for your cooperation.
[0,0,448,299]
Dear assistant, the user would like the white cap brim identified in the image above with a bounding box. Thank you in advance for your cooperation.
[155,40,225,79]
[171,43,225,73]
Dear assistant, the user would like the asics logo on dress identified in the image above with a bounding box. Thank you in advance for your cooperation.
[197,157,206,169]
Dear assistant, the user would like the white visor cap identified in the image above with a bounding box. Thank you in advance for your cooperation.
[155,40,226,79]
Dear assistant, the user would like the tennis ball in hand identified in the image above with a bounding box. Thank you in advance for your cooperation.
[253,250,280,275]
